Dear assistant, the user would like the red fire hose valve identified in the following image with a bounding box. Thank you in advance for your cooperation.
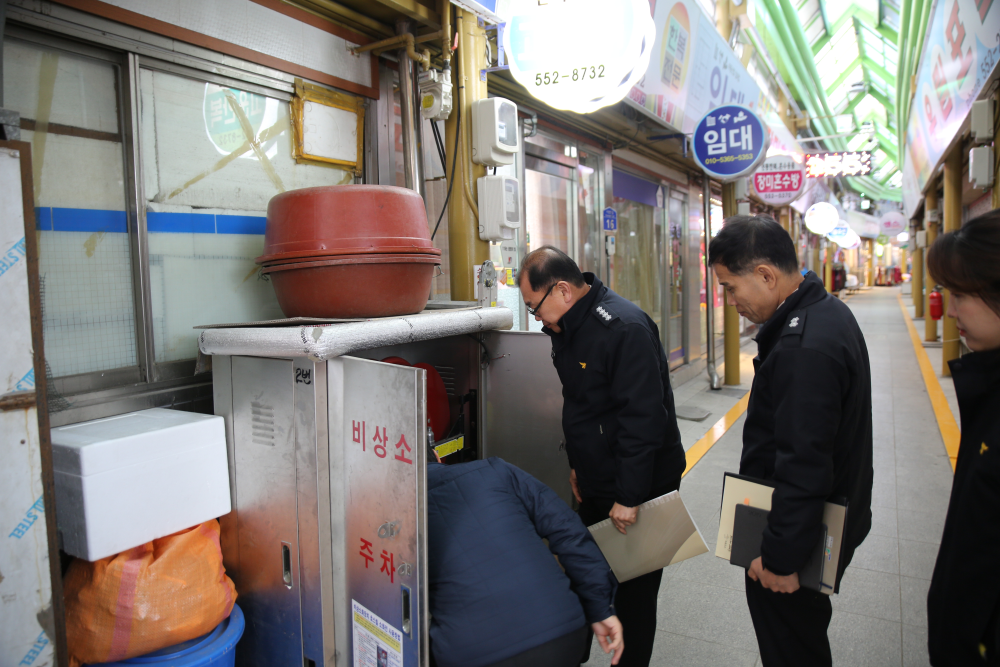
[929,289,943,321]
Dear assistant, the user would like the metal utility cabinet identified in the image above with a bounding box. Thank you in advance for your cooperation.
[201,307,568,667]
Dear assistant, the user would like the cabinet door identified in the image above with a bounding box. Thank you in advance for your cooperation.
[230,356,301,667]
[481,331,571,505]
[329,356,427,667]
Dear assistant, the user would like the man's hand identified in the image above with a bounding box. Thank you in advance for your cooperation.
[747,556,800,593]
[609,503,637,535]
[570,469,582,504]
[592,615,624,665]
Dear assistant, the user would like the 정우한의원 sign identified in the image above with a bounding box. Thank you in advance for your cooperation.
[804,151,873,178]
[692,105,770,181]
[751,156,806,205]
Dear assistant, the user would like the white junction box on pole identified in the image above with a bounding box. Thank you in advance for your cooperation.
[477,175,522,242]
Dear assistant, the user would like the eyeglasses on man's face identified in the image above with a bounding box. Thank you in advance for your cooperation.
[526,283,556,316]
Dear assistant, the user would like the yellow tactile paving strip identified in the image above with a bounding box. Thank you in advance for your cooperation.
[682,391,751,477]
[897,292,961,471]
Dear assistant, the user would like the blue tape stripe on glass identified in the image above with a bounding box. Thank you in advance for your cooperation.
[52,207,127,233]
[217,214,266,235]
[147,211,216,234]
[35,207,52,230]
[33,208,267,234]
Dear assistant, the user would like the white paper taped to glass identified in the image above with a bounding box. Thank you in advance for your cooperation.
[588,491,709,583]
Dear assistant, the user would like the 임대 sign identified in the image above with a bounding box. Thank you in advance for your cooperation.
[804,151,873,178]
[692,105,769,181]
[503,0,655,114]
[751,156,806,205]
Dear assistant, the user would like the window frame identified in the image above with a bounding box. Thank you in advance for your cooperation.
[6,21,366,426]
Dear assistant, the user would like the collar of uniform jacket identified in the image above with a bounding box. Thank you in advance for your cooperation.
[949,346,1000,423]
[754,271,828,361]
[542,272,603,343]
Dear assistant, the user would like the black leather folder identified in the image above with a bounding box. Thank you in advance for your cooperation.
[729,503,827,592]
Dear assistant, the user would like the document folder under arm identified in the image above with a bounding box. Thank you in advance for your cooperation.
[716,472,847,595]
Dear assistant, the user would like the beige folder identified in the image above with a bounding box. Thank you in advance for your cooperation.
[588,491,709,583]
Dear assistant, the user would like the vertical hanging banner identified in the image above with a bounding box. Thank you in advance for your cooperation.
[902,0,1000,215]
[624,0,767,133]
[692,105,770,181]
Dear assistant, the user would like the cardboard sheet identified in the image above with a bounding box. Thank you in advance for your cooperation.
[589,491,709,583]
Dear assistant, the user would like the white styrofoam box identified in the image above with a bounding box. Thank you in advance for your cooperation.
[51,408,231,561]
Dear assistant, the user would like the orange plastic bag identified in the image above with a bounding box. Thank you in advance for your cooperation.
[64,519,237,667]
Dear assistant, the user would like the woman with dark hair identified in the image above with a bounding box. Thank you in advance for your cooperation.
[926,208,1000,666]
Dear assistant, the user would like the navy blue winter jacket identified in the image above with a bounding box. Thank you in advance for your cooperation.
[427,458,616,667]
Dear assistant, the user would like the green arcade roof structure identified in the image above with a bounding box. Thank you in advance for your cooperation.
[752,0,905,201]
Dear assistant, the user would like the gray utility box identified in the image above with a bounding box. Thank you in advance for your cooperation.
[201,308,568,667]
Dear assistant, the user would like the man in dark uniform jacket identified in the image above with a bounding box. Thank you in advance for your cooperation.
[710,215,873,667]
[518,246,686,667]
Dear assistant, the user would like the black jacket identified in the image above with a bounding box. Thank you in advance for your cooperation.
[428,458,616,667]
[928,349,1000,666]
[544,273,686,507]
[742,271,873,586]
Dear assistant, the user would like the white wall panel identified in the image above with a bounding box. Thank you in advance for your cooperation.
[99,0,372,88]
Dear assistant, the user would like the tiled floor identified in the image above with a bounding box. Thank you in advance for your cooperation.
[584,287,956,666]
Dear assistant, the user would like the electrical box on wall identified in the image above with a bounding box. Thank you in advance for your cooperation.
[737,201,751,215]
[971,99,994,143]
[916,230,927,248]
[472,97,519,166]
[477,175,522,242]
[970,146,994,189]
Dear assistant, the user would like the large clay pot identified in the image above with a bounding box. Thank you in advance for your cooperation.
[261,254,439,318]
[258,185,439,264]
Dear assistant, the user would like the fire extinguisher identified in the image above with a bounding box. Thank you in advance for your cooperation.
[929,288,944,321]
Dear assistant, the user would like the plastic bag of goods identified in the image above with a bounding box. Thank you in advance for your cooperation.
[64,519,237,667]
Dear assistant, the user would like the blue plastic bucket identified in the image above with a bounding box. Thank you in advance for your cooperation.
[92,604,244,667]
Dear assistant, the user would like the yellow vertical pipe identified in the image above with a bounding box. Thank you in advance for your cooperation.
[942,149,962,375]
[722,182,740,386]
[912,223,924,317]
[866,239,874,286]
[445,8,490,301]
[925,186,939,342]
[824,241,835,292]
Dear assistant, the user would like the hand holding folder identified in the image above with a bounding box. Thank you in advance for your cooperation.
[588,491,709,583]
[716,473,847,595]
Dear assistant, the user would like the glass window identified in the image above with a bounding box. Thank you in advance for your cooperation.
[4,39,137,378]
[667,195,685,365]
[138,68,353,362]
[611,196,663,337]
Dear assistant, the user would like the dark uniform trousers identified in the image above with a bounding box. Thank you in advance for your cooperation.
[577,478,680,667]
[745,575,832,667]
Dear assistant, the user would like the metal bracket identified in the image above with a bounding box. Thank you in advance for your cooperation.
[480,23,508,81]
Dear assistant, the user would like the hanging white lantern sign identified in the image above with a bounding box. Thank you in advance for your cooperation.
[804,202,838,236]
[503,0,655,113]
[879,211,907,236]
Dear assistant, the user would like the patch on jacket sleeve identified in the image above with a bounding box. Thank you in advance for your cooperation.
[781,310,806,337]
[592,303,618,326]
